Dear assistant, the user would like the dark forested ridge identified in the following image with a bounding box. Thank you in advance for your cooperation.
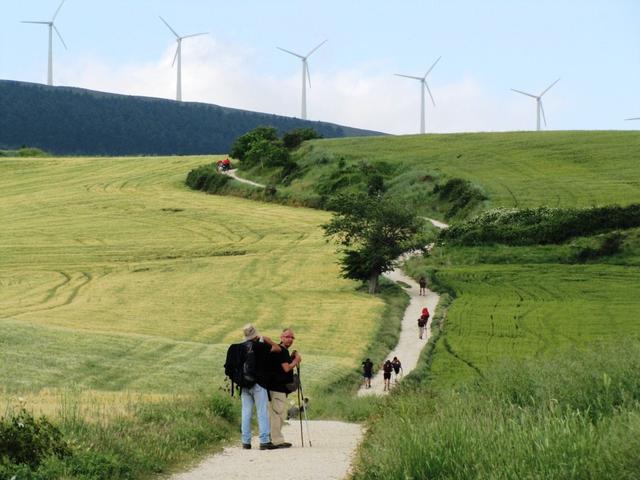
[0,80,383,155]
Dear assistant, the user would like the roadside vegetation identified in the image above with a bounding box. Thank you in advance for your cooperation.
[352,342,640,479]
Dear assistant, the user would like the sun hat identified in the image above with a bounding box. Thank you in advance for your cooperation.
[243,323,259,341]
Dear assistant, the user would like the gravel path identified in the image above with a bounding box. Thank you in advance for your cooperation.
[357,250,442,396]
[171,421,363,480]
[174,170,448,478]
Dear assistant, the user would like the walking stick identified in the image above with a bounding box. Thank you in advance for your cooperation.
[296,365,312,447]
[296,379,304,447]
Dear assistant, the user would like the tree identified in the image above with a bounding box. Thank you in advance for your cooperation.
[322,193,425,294]
[244,138,290,169]
[229,126,279,161]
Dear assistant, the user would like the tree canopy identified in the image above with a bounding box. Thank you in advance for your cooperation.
[323,193,425,293]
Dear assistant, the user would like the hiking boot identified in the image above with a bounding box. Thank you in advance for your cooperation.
[259,442,278,450]
[242,443,251,450]
[274,442,292,449]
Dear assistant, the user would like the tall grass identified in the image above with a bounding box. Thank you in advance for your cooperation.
[352,343,640,479]
[1,392,238,479]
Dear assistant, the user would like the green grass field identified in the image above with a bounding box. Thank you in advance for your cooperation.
[0,156,384,406]
[408,262,640,389]
[284,130,640,212]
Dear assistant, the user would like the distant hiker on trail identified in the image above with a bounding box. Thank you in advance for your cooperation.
[268,328,301,449]
[391,356,402,382]
[418,307,430,339]
[419,275,427,296]
[361,358,373,388]
[382,360,393,392]
[238,324,281,450]
[222,157,231,171]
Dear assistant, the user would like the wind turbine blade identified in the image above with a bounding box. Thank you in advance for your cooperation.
[540,101,548,126]
[53,25,67,49]
[171,44,179,67]
[540,77,560,97]
[181,32,208,40]
[159,16,180,38]
[511,88,538,99]
[305,39,327,58]
[277,46,305,59]
[424,56,441,78]
[306,62,311,88]
[425,81,436,106]
[21,21,50,25]
[625,117,640,121]
[395,73,423,81]
[51,0,66,22]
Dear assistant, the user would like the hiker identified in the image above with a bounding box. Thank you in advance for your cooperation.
[382,360,393,391]
[222,157,231,171]
[419,275,427,295]
[239,324,281,450]
[418,307,430,339]
[268,328,301,449]
[361,358,373,388]
[391,356,402,382]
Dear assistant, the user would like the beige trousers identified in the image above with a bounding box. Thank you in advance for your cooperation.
[269,391,288,445]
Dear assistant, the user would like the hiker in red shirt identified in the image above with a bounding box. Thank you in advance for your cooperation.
[418,307,430,339]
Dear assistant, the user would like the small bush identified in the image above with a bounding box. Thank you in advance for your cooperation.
[0,409,71,469]
[186,164,229,193]
[282,128,322,150]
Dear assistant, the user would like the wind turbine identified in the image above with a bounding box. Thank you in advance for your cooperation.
[160,16,208,102]
[21,0,68,86]
[395,56,441,134]
[277,40,327,120]
[511,78,560,131]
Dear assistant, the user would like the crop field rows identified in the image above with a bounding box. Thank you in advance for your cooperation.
[0,156,384,414]
[427,264,640,389]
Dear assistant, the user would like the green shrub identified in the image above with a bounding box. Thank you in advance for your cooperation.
[433,177,487,219]
[282,128,322,150]
[0,409,71,469]
[440,204,640,246]
[185,164,229,193]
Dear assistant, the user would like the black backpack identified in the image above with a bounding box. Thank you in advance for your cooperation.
[224,341,257,396]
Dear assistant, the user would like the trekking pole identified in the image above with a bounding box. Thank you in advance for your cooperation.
[296,365,312,447]
[296,380,304,447]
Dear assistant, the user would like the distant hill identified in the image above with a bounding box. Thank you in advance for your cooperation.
[0,80,383,155]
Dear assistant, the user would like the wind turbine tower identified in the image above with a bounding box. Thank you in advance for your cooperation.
[395,56,441,134]
[511,78,560,131]
[21,0,68,86]
[160,16,208,102]
[277,40,327,120]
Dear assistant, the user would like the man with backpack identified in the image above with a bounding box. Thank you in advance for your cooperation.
[268,328,302,449]
[225,324,281,450]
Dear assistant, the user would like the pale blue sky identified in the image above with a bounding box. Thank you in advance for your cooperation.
[2,0,639,134]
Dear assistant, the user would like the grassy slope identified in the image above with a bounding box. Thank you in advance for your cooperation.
[0,156,385,407]
[286,130,640,211]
